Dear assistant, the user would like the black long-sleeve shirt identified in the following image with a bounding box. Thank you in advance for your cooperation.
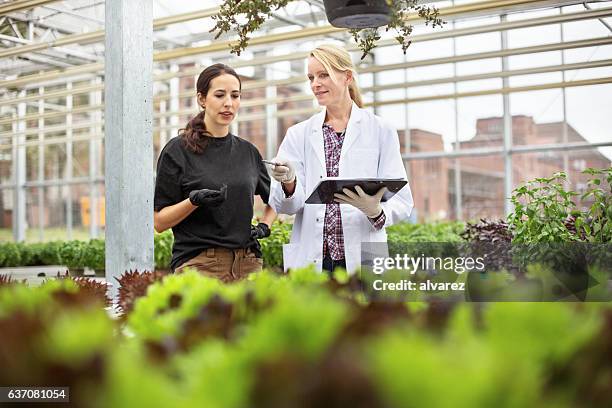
[154,134,270,270]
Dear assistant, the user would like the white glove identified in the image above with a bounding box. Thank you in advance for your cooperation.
[334,185,386,218]
[269,157,296,184]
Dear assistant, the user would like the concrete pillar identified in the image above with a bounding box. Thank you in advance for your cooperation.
[105,0,154,301]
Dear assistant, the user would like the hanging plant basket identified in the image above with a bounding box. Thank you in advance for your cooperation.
[323,0,391,29]
[210,0,445,59]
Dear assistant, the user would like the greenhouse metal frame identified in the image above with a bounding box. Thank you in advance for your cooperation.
[0,0,611,243]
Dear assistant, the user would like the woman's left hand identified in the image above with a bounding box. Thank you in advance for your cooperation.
[334,186,386,219]
[250,222,271,239]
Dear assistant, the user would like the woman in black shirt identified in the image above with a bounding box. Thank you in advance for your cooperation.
[154,63,275,282]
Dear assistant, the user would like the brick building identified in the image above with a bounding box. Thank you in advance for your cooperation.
[401,115,611,221]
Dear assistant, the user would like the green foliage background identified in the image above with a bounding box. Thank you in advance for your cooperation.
[0,268,609,407]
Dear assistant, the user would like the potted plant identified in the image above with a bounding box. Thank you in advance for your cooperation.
[323,0,392,29]
[210,0,444,59]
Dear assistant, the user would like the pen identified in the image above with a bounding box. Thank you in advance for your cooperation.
[262,160,280,167]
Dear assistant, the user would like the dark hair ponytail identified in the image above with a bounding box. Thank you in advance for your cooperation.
[180,111,212,154]
[179,63,241,154]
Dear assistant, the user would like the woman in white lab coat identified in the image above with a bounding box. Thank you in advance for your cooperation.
[268,44,414,274]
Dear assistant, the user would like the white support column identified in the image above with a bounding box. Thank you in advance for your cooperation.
[38,86,44,241]
[451,5,462,221]
[105,0,154,300]
[265,61,277,159]
[169,64,180,138]
[501,15,514,216]
[229,60,238,135]
[159,98,168,148]
[560,8,569,178]
[371,53,378,116]
[402,59,415,222]
[403,54,411,177]
[65,82,73,240]
[13,91,26,242]
[89,77,102,238]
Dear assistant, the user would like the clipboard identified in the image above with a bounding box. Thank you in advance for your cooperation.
[305,178,408,204]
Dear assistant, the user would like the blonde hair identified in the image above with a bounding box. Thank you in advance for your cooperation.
[310,44,363,108]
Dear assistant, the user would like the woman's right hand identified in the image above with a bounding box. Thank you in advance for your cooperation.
[189,184,227,207]
[270,158,296,184]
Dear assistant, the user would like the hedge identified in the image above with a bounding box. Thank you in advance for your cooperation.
[0,221,465,271]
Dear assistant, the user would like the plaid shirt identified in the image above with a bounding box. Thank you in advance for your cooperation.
[322,123,386,260]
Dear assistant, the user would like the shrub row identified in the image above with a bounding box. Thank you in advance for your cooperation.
[0,221,465,271]
[0,234,171,270]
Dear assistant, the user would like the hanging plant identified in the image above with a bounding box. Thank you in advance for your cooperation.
[210,0,445,59]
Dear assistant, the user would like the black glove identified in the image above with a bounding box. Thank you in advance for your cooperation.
[247,237,263,258]
[189,184,227,207]
[250,222,271,239]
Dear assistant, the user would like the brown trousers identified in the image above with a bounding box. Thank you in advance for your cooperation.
[176,247,263,283]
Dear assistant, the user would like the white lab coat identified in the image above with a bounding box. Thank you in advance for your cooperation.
[269,103,414,273]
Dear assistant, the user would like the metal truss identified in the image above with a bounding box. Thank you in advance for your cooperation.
[1,0,605,78]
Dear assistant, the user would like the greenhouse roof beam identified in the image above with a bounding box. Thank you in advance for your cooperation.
[6,13,78,36]
[208,76,612,123]
[402,141,612,161]
[583,2,612,33]
[0,6,220,60]
[0,5,610,91]
[1,76,611,154]
[419,0,590,22]
[0,0,59,16]
[2,138,609,181]
[142,56,611,114]
[362,58,612,92]
[1,73,610,131]
[0,0,587,62]
[371,76,612,107]
[271,11,308,28]
[0,32,101,62]
[19,52,74,68]
[40,4,104,25]
[0,175,104,189]
[1,74,611,151]
[360,36,612,73]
